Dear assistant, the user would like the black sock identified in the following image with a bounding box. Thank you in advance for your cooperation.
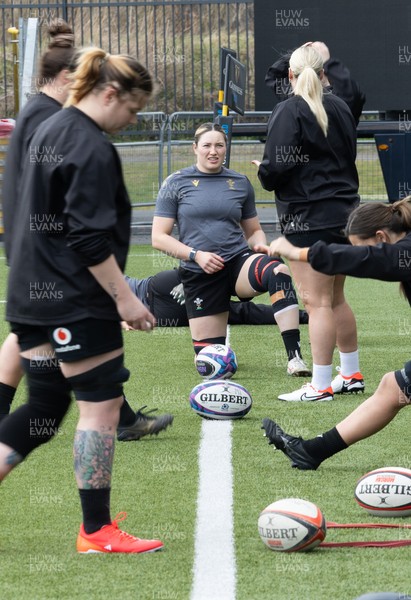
[193,337,226,355]
[119,395,136,427]
[280,329,302,361]
[0,383,16,421]
[79,488,111,534]
[303,427,348,463]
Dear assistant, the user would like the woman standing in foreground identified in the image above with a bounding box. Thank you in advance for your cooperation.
[152,122,310,378]
[1,47,163,553]
[254,44,363,402]
[261,198,411,470]
[1,21,172,440]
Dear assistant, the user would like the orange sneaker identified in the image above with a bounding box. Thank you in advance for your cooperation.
[76,512,164,554]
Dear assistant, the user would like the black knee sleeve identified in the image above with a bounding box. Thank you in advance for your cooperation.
[67,355,130,401]
[395,360,411,401]
[248,255,298,314]
[193,337,226,355]
[0,357,72,458]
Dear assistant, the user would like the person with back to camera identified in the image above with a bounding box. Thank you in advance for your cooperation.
[1,46,164,553]
[265,40,366,125]
[0,19,76,424]
[260,197,411,470]
[253,44,364,402]
[152,122,311,377]
[0,20,173,441]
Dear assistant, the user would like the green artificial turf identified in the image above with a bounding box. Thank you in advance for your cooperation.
[1,246,410,600]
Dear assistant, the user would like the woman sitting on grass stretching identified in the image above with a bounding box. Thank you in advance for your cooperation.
[259,197,411,470]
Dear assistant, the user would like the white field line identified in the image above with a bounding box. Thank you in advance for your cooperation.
[190,325,236,600]
[190,419,236,600]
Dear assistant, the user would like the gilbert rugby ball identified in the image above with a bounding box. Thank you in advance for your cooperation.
[189,380,252,420]
[355,467,411,517]
[258,498,326,552]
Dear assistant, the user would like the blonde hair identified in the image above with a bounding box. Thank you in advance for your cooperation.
[289,45,328,136]
[65,47,153,106]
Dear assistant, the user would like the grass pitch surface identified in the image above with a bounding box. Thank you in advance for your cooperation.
[0,246,410,600]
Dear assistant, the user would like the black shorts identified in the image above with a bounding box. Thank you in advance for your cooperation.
[10,318,123,362]
[149,270,189,327]
[179,250,255,319]
[285,226,349,248]
[394,360,411,401]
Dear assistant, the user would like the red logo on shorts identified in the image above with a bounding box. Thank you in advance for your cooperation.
[52,327,72,345]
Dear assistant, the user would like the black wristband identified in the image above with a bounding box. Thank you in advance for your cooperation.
[189,248,197,262]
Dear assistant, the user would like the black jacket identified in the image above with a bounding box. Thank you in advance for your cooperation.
[5,106,131,325]
[265,54,366,125]
[2,93,62,262]
[258,93,359,234]
[307,233,411,306]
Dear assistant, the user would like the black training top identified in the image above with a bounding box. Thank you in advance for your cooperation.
[258,93,359,235]
[5,106,131,325]
[2,93,62,262]
[265,55,366,125]
[307,233,411,305]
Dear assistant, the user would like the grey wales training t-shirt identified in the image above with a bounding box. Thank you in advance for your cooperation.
[154,165,257,272]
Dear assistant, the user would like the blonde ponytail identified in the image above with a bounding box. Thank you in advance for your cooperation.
[289,46,328,136]
[65,47,107,105]
[65,46,153,107]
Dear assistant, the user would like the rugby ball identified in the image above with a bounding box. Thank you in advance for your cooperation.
[355,467,411,517]
[258,498,327,552]
[189,380,252,420]
[195,344,237,380]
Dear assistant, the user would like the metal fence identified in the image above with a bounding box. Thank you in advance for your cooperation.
[0,0,389,235]
[122,111,388,235]
[0,108,388,238]
[0,0,254,117]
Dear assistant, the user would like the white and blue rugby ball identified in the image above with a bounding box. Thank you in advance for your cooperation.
[195,344,237,380]
[189,380,252,420]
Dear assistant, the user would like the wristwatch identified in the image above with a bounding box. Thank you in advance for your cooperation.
[189,248,198,262]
